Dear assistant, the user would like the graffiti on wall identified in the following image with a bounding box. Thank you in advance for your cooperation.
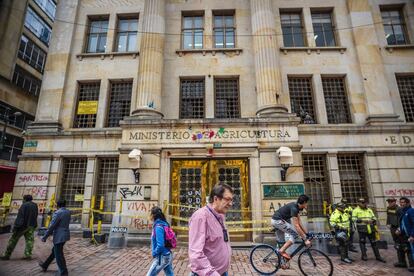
[16,174,48,186]
[20,186,47,199]
[119,186,142,199]
[11,200,46,214]
[385,189,414,197]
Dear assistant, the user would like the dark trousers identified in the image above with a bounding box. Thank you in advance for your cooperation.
[43,242,67,275]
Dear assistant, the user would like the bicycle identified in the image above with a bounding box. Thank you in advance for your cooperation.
[249,232,334,276]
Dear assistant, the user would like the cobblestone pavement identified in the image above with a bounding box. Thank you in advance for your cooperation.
[0,233,413,276]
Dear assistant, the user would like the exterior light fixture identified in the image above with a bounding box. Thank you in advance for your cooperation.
[128,149,142,184]
[276,146,293,181]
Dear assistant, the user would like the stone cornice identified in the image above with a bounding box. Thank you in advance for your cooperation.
[175,48,243,56]
[384,44,414,53]
[76,51,139,60]
[25,128,122,139]
[298,124,414,135]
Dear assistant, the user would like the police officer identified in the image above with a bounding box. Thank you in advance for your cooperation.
[330,202,353,263]
[386,198,404,267]
[352,198,386,262]
[341,198,358,252]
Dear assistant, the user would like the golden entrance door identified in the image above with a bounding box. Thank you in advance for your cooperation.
[171,159,251,241]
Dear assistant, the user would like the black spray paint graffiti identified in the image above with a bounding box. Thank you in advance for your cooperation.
[119,186,142,199]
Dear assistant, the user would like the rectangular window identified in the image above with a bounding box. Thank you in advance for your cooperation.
[396,75,414,122]
[86,18,109,53]
[312,12,336,47]
[61,158,87,223]
[73,82,100,128]
[33,0,56,20]
[213,12,235,48]
[338,154,368,204]
[281,12,305,47]
[180,79,205,119]
[115,17,138,52]
[0,132,24,162]
[24,6,52,45]
[18,35,47,73]
[381,8,408,45]
[0,101,35,130]
[215,78,240,118]
[288,77,316,124]
[322,77,351,124]
[182,15,204,49]
[303,155,330,218]
[106,81,132,127]
[95,158,118,223]
[12,65,42,97]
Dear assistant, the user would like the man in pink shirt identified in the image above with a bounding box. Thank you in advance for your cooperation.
[188,184,233,276]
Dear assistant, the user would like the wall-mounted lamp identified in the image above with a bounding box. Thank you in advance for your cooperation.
[276,146,293,181]
[128,149,142,184]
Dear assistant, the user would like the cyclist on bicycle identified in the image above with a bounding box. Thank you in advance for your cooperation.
[271,194,311,260]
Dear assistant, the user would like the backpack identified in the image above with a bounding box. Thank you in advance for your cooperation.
[154,223,177,249]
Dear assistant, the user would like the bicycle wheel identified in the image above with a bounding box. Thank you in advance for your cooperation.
[298,249,333,276]
[249,244,281,275]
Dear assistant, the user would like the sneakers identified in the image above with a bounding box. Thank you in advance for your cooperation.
[0,256,10,260]
[279,251,292,260]
[376,257,386,263]
[38,261,47,272]
[341,258,353,264]
[394,262,407,268]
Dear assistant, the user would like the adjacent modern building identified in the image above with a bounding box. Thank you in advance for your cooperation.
[0,0,56,197]
[10,0,414,242]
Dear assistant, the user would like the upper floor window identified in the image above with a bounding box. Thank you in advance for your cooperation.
[180,78,205,119]
[281,12,305,47]
[0,101,35,130]
[182,14,204,49]
[396,75,414,122]
[0,132,24,162]
[311,12,336,47]
[322,77,352,124]
[24,6,52,45]
[288,77,316,124]
[213,12,235,48]
[86,18,109,53]
[381,8,408,45]
[116,17,138,52]
[33,0,56,20]
[12,65,42,97]
[106,81,132,127]
[73,82,100,128]
[215,78,240,118]
[18,35,47,73]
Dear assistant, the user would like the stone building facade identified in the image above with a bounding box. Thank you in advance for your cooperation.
[0,0,56,197]
[12,0,414,242]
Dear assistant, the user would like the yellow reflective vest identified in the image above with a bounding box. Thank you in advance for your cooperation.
[352,206,377,234]
[330,209,350,232]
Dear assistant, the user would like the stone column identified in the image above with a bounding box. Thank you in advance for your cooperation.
[131,0,165,119]
[250,0,288,116]
[30,0,80,132]
[346,0,401,125]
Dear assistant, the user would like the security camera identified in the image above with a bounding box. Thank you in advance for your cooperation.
[276,147,293,181]
[128,149,142,161]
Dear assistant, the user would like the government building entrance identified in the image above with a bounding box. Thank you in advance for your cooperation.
[171,159,251,241]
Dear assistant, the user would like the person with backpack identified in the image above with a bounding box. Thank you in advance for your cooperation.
[146,206,175,276]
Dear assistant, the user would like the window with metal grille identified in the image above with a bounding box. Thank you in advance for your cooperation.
[337,154,368,204]
[322,77,351,124]
[18,35,47,73]
[86,18,109,53]
[106,81,132,127]
[303,155,330,217]
[115,17,138,52]
[180,79,205,119]
[95,158,118,223]
[12,65,42,97]
[281,12,305,47]
[215,78,240,118]
[381,8,408,45]
[213,12,235,48]
[182,15,204,49]
[288,77,316,124]
[396,75,414,122]
[73,82,100,128]
[61,158,87,223]
[311,12,336,47]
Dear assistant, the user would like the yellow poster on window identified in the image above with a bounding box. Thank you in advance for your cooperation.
[2,193,12,207]
[74,194,84,202]
[77,101,98,115]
